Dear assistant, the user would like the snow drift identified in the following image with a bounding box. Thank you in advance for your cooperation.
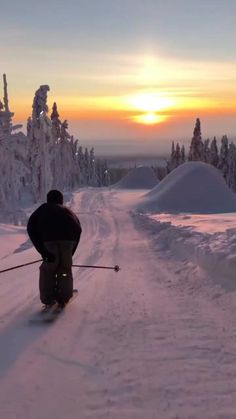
[133,211,236,290]
[113,166,158,190]
[137,161,236,214]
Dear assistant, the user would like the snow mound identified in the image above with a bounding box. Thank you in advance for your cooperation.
[137,161,236,214]
[114,166,158,190]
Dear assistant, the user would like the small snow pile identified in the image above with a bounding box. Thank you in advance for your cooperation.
[114,166,158,190]
[138,161,236,214]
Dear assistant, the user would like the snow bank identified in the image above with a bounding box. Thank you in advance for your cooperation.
[133,212,236,289]
[138,161,236,214]
[152,213,236,234]
[113,166,158,190]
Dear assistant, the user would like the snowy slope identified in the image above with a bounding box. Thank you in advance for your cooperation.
[1,188,236,418]
[138,161,236,213]
[113,166,158,189]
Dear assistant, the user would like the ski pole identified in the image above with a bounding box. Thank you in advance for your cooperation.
[72,264,120,272]
[0,259,42,274]
[0,260,120,274]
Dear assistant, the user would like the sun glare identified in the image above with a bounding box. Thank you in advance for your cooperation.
[133,113,167,125]
[124,92,174,125]
[128,92,174,113]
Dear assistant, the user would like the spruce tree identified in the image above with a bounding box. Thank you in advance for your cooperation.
[180,145,186,164]
[218,135,229,180]
[209,137,219,167]
[203,139,210,163]
[188,118,204,161]
[175,143,181,167]
[227,142,236,191]
[170,141,176,171]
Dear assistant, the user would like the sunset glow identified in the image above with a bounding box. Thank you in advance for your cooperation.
[1,0,236,153]
[127,93,175,113]
[132,113,168,125]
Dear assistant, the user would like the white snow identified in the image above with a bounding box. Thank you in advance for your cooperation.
[137,161,236,213]
[113,166,158,189]
[1,185,236,418]
[153,212,236,234]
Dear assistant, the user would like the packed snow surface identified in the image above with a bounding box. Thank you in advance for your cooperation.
[1,187,236,418]
[138,161,236,213]
[113,165,158,189]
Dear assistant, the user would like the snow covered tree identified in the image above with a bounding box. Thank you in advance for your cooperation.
[188,118,204,161]
[0,74,29,222]
[175,143,181,167]
[227,142,236,191]
[77,146,85,185]
[209,137,219,167]
[203,139,210,163]
[28,85,53,202]
[167,141,183,172]
[180,145,186,164]
[83,148,90,184]
[166,141,175,173]
[218,135,229,180]
[170,141,175,168]
[57,120,75,190]
[0,74,107,219]
[89,147,98,186]
[96,159,109,186]
[51,102,61,141]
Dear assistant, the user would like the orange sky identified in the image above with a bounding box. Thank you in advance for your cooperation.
[1,1,236,154]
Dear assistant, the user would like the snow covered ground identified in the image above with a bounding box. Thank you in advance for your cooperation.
[1,165,236,418]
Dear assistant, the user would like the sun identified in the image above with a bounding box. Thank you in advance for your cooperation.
[125,92,174,125]
[133,113,167,125]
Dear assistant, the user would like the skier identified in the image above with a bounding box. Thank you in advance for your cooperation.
[27,190,82,307]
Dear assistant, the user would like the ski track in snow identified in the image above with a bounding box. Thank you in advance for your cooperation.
[0,189,236,418]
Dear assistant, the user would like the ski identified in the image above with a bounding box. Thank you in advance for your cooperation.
[43,289,79,322]
[29,289,78,324]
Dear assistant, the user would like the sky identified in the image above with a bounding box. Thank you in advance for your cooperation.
[1,0,236,155]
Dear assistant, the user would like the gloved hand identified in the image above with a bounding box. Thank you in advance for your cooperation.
[42,251,55,263]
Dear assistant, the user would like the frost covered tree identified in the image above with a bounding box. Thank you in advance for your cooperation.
[188,118,204,161]
[0,74,29,222]
[166,141,175,173]
[218,135,229,180]
[50,103,81,191]
[180,145,186,164]
[51,102,61,141]
[83,147,90,184]
[56,120,75,190]
[50,102,61,187]
[209,137,219,167]
[227,142,236,192]
[203,139,210,163]
[170,141,175,168]
[89,147,97,185]
[0,75,107,220]
[167,141,183,172]
[96,159,109,186]
[77,146,85,185]
[28,85,53,202]
[175,143,181,167]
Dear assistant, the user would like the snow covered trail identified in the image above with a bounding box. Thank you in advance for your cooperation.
[1,189,236,418]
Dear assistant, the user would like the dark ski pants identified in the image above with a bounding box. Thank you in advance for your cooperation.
[39,240,76,305]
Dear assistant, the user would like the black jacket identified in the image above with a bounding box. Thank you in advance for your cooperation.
[27,203,82,257]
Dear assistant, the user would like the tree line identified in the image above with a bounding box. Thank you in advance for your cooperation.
[0,76,109,222]
[167,118,236,191]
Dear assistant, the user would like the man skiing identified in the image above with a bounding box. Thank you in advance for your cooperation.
[27,190,82,307]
